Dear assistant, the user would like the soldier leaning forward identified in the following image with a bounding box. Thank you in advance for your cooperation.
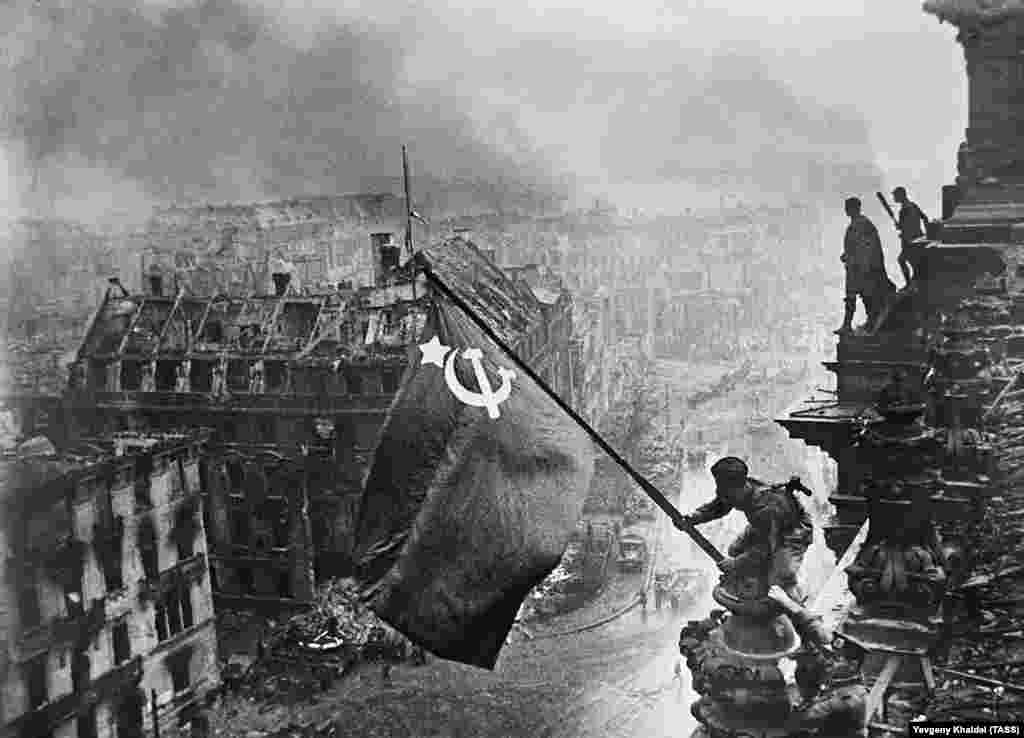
[684,457,813,603]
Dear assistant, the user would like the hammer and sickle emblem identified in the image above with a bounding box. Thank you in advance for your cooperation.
[443,347,516,419]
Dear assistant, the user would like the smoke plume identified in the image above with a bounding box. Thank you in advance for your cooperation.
[0,0,567,223]
[0,0,889,224]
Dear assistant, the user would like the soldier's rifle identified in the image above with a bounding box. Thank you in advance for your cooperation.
[876,191,899,229]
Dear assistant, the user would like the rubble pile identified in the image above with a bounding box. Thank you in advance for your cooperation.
[266,579,406,660]
[222,580,416,703]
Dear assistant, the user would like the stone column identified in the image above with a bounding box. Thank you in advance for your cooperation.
[957,16,1024,194]
[925,4,1024,236]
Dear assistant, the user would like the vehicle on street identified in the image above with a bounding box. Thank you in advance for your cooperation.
[617,529,648,572]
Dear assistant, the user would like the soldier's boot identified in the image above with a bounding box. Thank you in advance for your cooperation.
[834,298,855,335]
[898,254,912,288]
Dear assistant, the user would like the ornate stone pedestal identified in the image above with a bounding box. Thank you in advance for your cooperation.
[682,568,867,737]
[683,571,801,738]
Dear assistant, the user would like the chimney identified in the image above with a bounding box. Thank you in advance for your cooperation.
[453,227,473,241]
[371,233,400,286]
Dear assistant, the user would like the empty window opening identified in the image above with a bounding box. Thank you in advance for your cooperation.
[77,708,98,738]
[382,368,400,394]
[71,650,90,692]
[189,360,213,393]
[345,370,363,395]
[26,656,47,709]
[155,361,177,391]
[168,653,190,694]
[230,508,251,546]
[134,455,153,507]
[113,621,131,663]
[265,361,286,391]
[202,320,224,344]
[238,567,254,595]
[277,573,293,598]
[180,586,193,629]
[19,579,41,629]
[120,361,143,391]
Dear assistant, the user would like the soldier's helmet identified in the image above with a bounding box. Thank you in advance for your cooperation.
[710,456,748,484]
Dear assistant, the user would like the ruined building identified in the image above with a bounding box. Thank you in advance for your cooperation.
[0,432,218,738]
[62,235,575,608]
[137,194,419,298]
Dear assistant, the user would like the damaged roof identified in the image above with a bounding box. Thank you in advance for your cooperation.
[74,236,545,365]
[423,235,543,346]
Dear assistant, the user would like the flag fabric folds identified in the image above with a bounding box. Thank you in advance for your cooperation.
[352,261,594,670]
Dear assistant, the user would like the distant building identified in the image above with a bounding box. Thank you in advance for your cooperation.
[0,431,218,738]
[63,236,574,609]
[137,194,420,297]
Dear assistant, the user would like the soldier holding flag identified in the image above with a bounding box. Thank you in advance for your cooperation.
[682,457,814,603]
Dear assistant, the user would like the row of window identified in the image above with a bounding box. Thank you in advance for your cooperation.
[20,619,184,738]
[18,505,198,632]
[22,618,131,714]
[100,359,403,396]
[155,583,195,643]
[210,564,294,599]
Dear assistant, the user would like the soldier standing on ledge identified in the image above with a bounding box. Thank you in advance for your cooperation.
[682,457,813,603]
[893,186,931,289]
[837,197,894,335]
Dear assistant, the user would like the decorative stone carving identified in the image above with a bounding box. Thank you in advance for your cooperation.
[682,574,870,737]
[845,483,951,612]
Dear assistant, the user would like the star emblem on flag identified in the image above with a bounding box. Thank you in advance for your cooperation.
[418,336,450,368]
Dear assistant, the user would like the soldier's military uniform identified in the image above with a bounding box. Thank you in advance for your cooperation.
[688,457,813,602]
[894,187,930,287]
[840,212,894,332]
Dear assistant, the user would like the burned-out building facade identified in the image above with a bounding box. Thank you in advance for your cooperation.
[63,235,576,609]
[0,432,218,738]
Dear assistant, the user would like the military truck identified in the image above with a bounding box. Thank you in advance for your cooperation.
[616,529,648,573]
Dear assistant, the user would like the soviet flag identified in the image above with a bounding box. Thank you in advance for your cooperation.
[352,245,594,669]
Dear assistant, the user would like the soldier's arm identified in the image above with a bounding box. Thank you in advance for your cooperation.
[688,497,731,525]
[767,587,831,648]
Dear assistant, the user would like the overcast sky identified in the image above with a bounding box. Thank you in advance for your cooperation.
[1,0,966,223]
[394,0,966,212]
